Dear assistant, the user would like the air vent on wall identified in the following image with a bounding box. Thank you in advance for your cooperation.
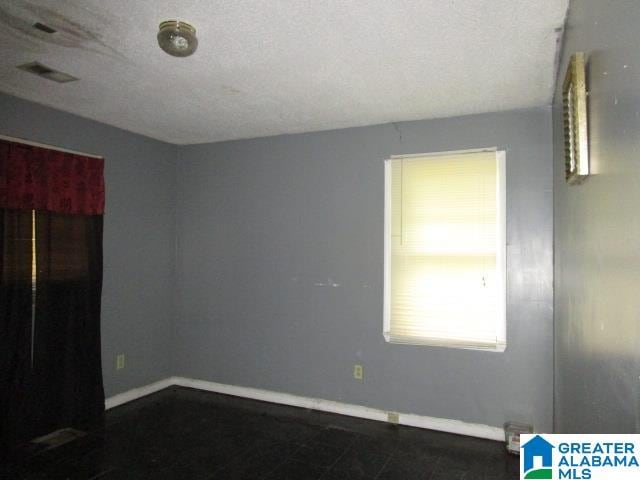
[17,62,78,83]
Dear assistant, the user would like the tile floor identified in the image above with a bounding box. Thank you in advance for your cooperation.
[3,386,519,479]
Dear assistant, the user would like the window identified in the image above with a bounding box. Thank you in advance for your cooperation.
[384,149,506,351]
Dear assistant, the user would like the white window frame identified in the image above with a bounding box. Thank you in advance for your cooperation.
[383,148,507,352]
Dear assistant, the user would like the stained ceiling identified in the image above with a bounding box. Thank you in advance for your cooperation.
[0,0,568,145]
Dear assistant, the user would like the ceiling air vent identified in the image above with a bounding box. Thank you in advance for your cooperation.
[17,62,78,83]
[33,22,57,34]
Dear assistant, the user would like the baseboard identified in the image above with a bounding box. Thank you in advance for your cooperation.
[105,376,504,441]
[105,377,175,410]
[105,376,503,441]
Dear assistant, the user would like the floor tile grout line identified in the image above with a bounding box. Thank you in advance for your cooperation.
[255,430,320,480]
[87,467,116,480]
[200,431,276,480]
[260,443,307,479]
[370,434,402,480]
[317,433,359,479]
[373,454,395,480]
[426,452,444,480]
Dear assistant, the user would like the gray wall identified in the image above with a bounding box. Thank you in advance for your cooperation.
[176,108,554,431]
[553,0,640,433]
[0,91,556,431]
[0,93,177,397]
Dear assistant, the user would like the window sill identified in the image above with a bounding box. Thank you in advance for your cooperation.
[383,333,506,352]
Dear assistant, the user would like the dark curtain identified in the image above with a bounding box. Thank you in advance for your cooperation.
[0,210,104,453]
[0,211,104,453]
[0,209,34,453]
[0,140,105,454]
[31,211,105,439]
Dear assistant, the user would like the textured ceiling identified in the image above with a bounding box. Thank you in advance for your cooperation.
[0,0,568,145]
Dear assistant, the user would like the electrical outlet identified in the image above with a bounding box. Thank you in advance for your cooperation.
[387,412,400,424]
[353,364,363,380]
[116,354,125,370]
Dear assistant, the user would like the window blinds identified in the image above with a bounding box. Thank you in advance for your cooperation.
[384,151,505,350]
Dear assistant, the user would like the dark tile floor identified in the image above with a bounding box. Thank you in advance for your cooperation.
[2,387,519,479]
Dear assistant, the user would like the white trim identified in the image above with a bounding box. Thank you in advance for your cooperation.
[0,133,103,159]
[390,146,497,161]
[496,150,507,352]
[173,377,504,440]
[105,377,504,441]
[104,377,175,410]
[383,159,392,342]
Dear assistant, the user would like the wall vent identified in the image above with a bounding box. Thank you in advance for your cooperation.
[31,428,86,451]
[17,62,78,83]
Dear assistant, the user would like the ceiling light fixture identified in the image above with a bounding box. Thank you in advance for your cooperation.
[157,20,198,57]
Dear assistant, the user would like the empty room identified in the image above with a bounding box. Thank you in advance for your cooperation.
[1,0,639,479]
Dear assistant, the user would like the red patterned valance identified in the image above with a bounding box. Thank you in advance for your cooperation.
[0,139,104,215]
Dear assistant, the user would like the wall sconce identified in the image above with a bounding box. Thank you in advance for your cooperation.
[562,52,590,184]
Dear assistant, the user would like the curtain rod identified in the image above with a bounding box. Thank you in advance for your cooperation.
[0,133,103,159]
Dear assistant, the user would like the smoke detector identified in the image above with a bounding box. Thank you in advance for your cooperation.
[157,20,198,57]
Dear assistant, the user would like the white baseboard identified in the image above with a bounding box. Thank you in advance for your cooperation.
[105,376,504,442]
[105,377,175,410]
[173,377,504,441]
